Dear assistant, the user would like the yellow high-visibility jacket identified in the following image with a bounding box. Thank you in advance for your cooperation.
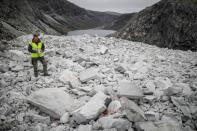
[30,42,44,58]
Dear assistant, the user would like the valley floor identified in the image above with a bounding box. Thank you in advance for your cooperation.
[0,35,197,131]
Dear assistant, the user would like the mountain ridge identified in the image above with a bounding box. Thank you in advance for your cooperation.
[0,0,118,40]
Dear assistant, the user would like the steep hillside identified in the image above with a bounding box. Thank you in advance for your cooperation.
[0,0,118,40]
[114,0,197,51]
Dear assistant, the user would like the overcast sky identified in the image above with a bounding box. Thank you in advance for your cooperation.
[67,0,160,13]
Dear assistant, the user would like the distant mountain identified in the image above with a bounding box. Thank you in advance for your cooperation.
[104,11,122,16]
[114,0,197,51]
[0,0,118,40]
[105,13,136,30]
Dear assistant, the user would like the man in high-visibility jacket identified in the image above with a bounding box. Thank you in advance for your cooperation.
[28,33,49,77]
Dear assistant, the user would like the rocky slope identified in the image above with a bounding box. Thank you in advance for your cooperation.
[0,0,118,40]
[114,0,197,51]
[0,34,197,131]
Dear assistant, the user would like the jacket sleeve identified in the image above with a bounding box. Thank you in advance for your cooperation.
[28,44,37,53]
[41,43,45,52]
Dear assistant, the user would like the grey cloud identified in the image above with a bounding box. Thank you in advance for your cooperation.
[68,0,160,13]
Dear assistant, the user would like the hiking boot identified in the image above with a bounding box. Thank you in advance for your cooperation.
[44,73,50,76]
[34,72,38,77]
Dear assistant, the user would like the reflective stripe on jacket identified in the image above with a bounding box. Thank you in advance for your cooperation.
[30,42,44,58]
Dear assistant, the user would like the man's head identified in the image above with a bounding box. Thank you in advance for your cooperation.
[34,32,39,37]
[32,34,41,43]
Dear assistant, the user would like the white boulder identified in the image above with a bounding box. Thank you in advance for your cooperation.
[59,70,80,88]
[72,92,110,124]
[95,117,130,131]
[117,80,143,99]
[60,112,70,124]
[120,97,146,122]
[79,68,100,82]
[100,45,108,54]
[27,88,75,119]
[107,100,122,114]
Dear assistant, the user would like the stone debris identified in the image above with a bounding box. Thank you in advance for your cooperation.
[72,92,110,124]
[71,88,86,96]
[120,97,146,122]
[27,88,75,119]
[75,124,92,131]
[51,125,66,131]
[164,87,183,96]
[107,100,122,114]
[128,127,134,131]
[8,50,27,62]
[79,68,100,82]
[60,112,70,124]
[100,45,108,55]
[144,111,159,121]
[183,126,194,131]
[45,49,56,57]
[78,86,93,92]
[135,120,183,131]
[115,63,128,74]
[101,129,118,131]
[144,80,156,93]
[117,80,143,99]
[59,70,80,88]
[11,65,24,72]
[154,77,173,90]
[0,64,9,73]
[73,92,109,123]
[142,88,154,95]
[33,123,49,131]
[1,34,197,131]
[179,83,193,96]
[94,116,130,131]
[0,79,8,88]
[135,121,157,131]
[28,113,51,124]
[171,96,192,118]
[93,85,108,94]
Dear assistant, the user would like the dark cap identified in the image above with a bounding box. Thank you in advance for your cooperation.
[33,33,39,37]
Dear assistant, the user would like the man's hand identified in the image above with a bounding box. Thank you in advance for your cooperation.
[32,49,38,53]
[37,49,42,53]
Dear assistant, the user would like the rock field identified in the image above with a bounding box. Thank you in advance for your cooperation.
[0,34,197,131]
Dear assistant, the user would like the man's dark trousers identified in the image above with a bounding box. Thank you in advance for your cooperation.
[32,57,47,77]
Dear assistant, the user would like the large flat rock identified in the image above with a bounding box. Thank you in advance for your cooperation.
[27,88,75,119]
[117,80,143,99]
[72,92,110,124]
[79,68,99,82]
